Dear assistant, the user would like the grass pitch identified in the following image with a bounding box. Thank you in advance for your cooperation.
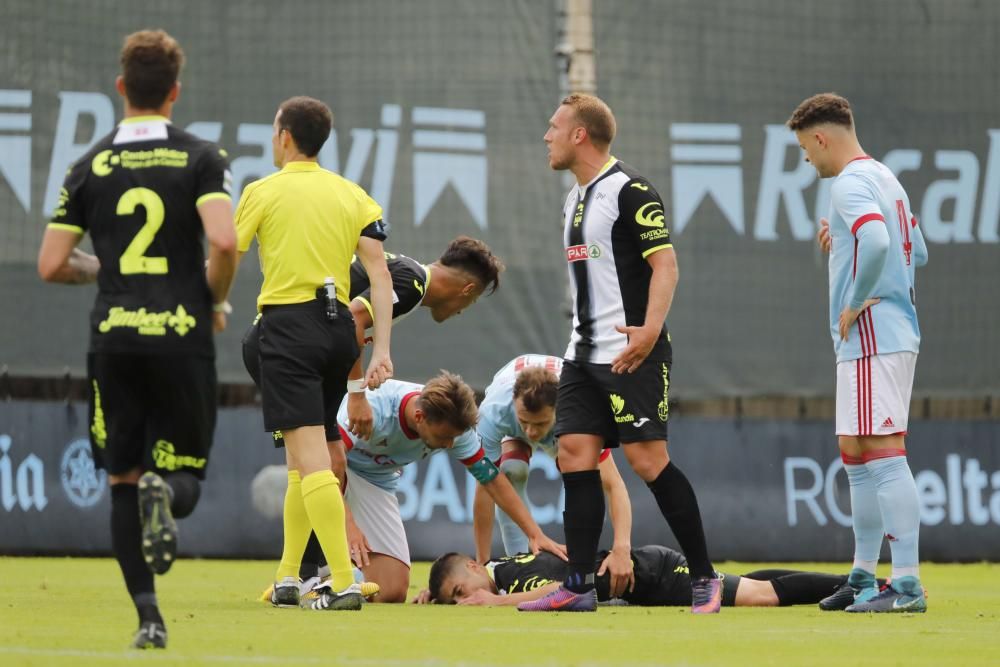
[0,558,996,666]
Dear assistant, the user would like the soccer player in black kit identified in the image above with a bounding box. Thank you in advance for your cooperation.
[521,93,722,613]
[37,30,237,649]
[424,548,864,610]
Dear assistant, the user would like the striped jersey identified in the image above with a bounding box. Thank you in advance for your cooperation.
[561,158,673,363]
[477,354,563,461]
[827,157,927,362]
[337,380,484,492]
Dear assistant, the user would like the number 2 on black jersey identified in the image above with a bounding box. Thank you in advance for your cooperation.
[117,187,168,275]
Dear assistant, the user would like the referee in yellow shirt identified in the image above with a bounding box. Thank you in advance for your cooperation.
[235,96,393,611]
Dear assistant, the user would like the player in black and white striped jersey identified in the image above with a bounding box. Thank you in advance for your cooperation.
[519,93,721,614]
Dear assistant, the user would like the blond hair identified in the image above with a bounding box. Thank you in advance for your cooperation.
[561,93,616,149]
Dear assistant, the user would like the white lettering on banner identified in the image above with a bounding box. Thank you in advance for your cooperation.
[397,455,564,525]
[784,455,1000,528]
[0,89,32,212]
[667,123,1000,244]
[16,94,481,230]
[44,92,115,216]
[0,434,48,512]
[8,92,998,241]
[670,123,744,234]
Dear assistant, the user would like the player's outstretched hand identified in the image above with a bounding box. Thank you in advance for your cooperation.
[529,533,568,561]
[347,392,374,439]
[611,324,658,374]
[364,353,393,389]
[347,516,372,567]
[457,588,500,606]
[838,298,881,341]
[817,217,832,253]
[411,588,433,604]
[597,545,635,598]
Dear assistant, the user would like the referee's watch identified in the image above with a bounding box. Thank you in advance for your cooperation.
[212,301,232,314]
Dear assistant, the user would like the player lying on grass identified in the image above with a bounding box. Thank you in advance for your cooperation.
[418,546,876,609]
[473,355,632,587]
[267,371,567,606]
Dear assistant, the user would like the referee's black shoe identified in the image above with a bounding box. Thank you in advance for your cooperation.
[138,472,178,575]
[131,621,167,649]
[819,582,855,611]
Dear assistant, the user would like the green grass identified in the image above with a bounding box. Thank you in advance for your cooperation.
[0,558,997,666]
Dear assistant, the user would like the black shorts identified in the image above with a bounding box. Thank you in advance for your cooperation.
[88,352,217,480]
[555,355,672,446]
[257,299,359,442]
[602,545,740,607]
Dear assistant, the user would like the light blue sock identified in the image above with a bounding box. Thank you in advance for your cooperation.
[497,457,531,555]
[866,455,921,581]
[845,463,882,573]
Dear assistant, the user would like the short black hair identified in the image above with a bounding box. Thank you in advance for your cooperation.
[438,236,504,295]
[428,552,468,603]
[278,96,333,157]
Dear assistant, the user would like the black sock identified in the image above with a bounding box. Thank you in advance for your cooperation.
[111,484,162,625]
[647,461,714,579]
[299,531,323,580]
[770,572,848,606]
[163,472,201,519]
[561,470,604,593]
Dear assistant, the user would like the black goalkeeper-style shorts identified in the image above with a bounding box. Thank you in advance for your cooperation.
[596,545,741,607]
[88,352,217,480]
[257,299,359,443]
[555,354,672,446]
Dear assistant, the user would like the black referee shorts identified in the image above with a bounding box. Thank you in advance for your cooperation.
[605,545,741,607]
[88,352,217,480]
[555,354,672,446]
[258,299,359,442]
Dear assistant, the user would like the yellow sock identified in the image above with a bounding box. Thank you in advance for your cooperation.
[275,470,310,581]
[300,470,354,590]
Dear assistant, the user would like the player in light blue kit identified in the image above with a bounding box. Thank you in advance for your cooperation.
[296,371,566,604]
[789,93,928,613]
[472,355,636,598]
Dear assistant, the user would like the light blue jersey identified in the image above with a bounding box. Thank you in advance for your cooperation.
[827,157,928,363]
[338,380,484,492]
[477,355,563,462]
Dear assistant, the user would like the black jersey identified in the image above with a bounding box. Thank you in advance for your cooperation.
[561,159,672,364]
[349,251,429,326]
[488,545,692,605]
[50,116,231,357]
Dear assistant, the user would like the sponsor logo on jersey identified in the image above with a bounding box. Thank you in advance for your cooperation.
[91,148,189,177]
[97,305,197,337]
[635,202,665,228]
[631,182,649,191]
[566,244,589,262]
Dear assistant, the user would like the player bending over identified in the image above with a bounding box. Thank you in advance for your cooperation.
[474,355,634,595]
[267,371,566,606]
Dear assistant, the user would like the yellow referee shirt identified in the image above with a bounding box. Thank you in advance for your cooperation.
[235,161,383,310]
